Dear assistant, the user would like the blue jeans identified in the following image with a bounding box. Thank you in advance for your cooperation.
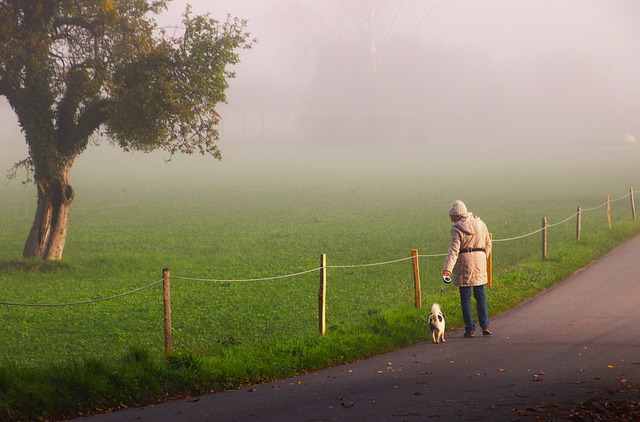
[459,285,489,333]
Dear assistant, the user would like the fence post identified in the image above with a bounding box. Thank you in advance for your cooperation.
[542,217,548,261]
[318,254,326,335]
[576,206,582,241]
[487,233,493,287]
[607,194,612,229]
[411,249,421,309]
[162,268,172,355]
[630,187,636,221]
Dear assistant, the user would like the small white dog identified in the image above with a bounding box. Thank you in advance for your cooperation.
[428,303,446,344]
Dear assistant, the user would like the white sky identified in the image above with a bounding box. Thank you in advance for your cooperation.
[155,0,640,146]
[2,0,640,160]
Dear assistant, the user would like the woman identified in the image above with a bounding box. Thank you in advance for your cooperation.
[442,200,492,338]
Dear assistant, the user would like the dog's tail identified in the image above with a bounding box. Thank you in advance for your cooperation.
[431,303,441,316]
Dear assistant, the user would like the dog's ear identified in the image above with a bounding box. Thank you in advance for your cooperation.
[442,312,446,319]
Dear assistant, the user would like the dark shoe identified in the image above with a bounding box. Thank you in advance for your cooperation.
[463,331,475,338]
[482,329,492,336]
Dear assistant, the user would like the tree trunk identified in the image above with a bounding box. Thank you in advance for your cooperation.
[23,174,75,261]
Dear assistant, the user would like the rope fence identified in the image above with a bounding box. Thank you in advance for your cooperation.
[2,187,638,353]
[0,279,164,307]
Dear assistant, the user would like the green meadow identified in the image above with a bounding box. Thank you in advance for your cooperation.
[1,145,640,419]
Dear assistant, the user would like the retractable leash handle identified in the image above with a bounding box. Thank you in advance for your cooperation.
[442,275,451,284]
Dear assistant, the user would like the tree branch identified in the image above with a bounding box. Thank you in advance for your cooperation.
[74,98,109,143]
[51,16,98,40]
[7,157,34,184]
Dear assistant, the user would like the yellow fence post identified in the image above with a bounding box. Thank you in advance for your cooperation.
[542,217,548,261]
[487,233,493,287]
[318,254,326,335]
[162,268,172,355]
[607,194,612,229]
[630,187,636,221]
[576,206,582,241]
[411,249,421,309]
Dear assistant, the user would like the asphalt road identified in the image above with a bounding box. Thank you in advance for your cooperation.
[75,235,640,421]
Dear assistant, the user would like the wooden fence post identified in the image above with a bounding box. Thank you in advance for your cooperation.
[411,249,421,309]
[630,187,636,221]
[318,254,326,335]
[487,233,493,287]
[162,268,172,355]
[542,217,548,261]
[576,206,582,241]
[607,194,612,229]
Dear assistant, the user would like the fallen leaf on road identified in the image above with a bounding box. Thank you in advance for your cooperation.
[525,402,561,412]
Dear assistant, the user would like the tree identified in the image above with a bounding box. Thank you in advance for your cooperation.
[0,0,254,260]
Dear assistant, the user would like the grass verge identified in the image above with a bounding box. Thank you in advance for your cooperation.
[1,221,638,421]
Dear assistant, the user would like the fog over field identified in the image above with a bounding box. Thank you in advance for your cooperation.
[2,0,640,178]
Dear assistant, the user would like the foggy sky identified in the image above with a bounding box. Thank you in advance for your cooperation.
[2,0,640,162]
[158,0,640,147]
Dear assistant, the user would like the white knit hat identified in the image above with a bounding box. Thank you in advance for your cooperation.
[448,200,467,216]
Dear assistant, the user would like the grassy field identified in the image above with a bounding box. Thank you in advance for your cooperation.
[1,144,640,420]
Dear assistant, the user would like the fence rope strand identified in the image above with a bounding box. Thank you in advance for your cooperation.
[0,279,164,307]
[172,267,322,283]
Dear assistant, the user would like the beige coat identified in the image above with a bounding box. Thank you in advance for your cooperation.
[443,213,492,287]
